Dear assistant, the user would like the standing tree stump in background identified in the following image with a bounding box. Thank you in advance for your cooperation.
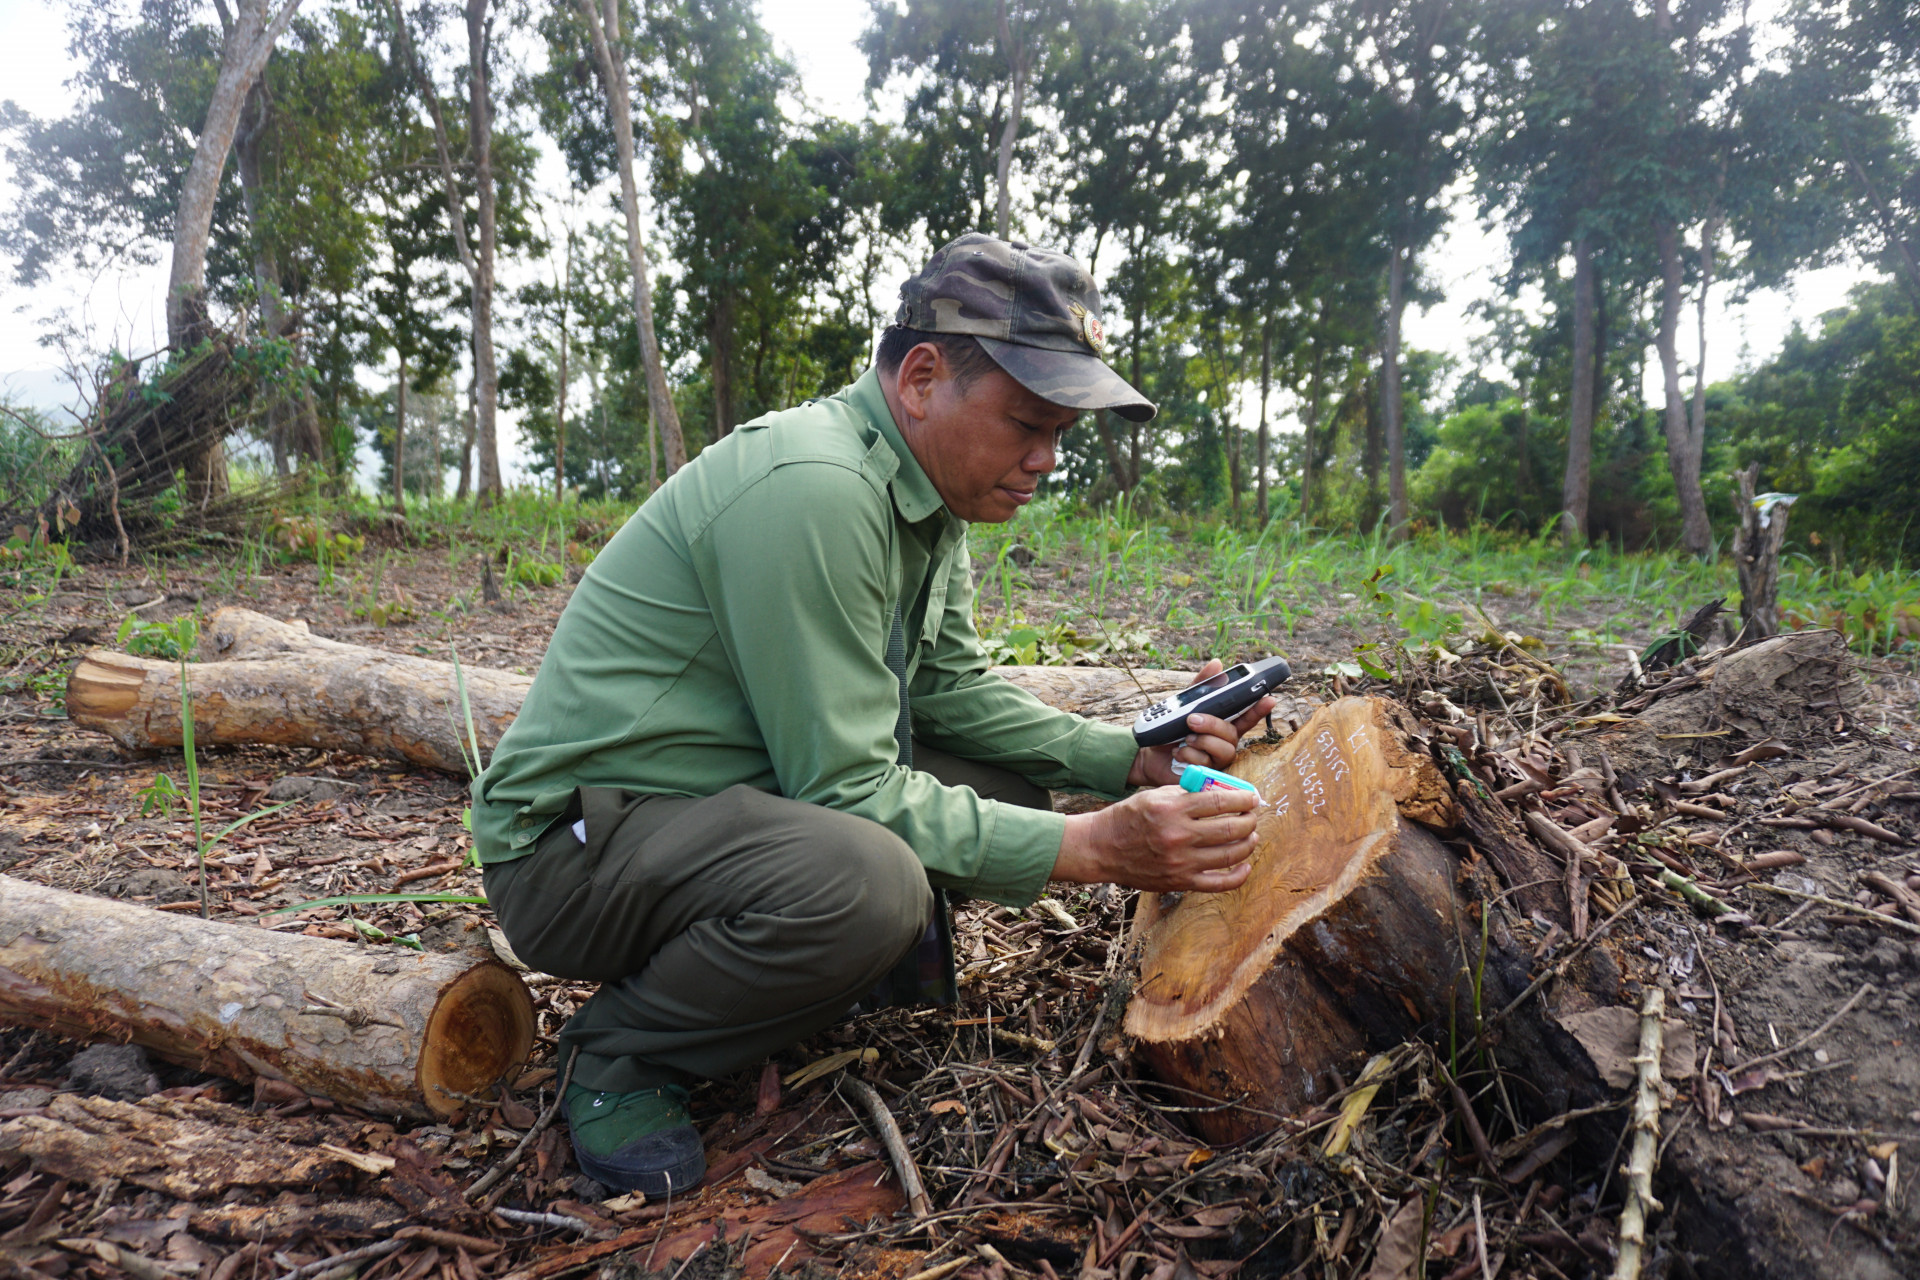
[1126,697,1606,1146]
[1732,463,1793,640]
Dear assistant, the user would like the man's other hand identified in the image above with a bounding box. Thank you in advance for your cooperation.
[1125,658,1277,789]
[1051,784,1259,894]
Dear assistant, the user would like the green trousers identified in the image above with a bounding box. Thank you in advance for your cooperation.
[483,747,1051,1093]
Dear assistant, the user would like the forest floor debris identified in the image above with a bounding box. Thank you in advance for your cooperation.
[0,526,1914,1280]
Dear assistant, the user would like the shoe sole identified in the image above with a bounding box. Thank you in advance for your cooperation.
[571,1134,706,1199]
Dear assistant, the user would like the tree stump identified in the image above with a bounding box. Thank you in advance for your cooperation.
[1732,464,1793,640]
[1126,697,1605,1145]
[0,876,533,1119]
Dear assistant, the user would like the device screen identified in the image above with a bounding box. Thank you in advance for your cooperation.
[1175,664,1248,706]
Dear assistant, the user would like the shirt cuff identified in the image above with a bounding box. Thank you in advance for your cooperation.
[1071,721,1141,798]
[953,802,1066,908]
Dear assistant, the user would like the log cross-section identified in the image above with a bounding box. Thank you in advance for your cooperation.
[1126,697,1471,1143]
[0,876,533,1119]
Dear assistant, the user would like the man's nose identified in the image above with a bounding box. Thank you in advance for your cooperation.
[1026,433,1060,473]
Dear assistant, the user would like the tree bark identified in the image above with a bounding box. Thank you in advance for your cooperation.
[1301,318,1326,526]
[67,610,1224,772]
[166,0,305,351]
[1691,215,1719,471]
[1382,238,1410,542]
[166,0,305,505]
[233,79,326,472]
[1655,222,1711,557]
[577,0,689,473]
[711,290,735,439]
[464,0,501,503]
[1257,317,1272,525]
[993,0,1026,241]
[392,350,408,513]
[393,0,501,505]
[1126,697,1607,1145]
[555,231,571,499]
[0,875,532,1120]
[1562,235,1597,545]
[1732,464,1790,639]
[1093,411,1132,494]
[456,370,476,500]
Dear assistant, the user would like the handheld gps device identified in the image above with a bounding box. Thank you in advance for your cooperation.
[1131,655,1292,748]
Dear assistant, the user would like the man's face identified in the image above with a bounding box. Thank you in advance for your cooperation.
[886,344,1078,524]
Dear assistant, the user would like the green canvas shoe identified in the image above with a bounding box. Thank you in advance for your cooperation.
[562,1082,706,1197]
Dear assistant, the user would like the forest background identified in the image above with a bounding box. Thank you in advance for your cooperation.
[0,0,1917,575]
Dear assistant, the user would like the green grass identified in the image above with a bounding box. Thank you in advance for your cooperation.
[968,498,1919,661]
[133,485,1916,663]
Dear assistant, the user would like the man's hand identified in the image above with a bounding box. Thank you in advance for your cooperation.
[1052,784,1259,893]
[1125,658,1278,789]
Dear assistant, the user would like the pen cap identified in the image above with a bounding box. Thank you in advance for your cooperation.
[1177,764,1259,795]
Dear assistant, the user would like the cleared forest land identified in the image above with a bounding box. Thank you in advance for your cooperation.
[0,494,1916,1280]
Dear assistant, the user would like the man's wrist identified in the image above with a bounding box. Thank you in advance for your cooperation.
[1052,812,1105,884]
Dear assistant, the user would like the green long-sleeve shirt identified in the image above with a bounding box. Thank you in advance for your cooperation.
[471,368,1139,906]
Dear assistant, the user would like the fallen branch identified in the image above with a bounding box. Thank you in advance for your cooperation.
[842,1075,932,1220]
[1611,987,1666,1280]
[276,1238,405,1280]
[1746,883,1920,941]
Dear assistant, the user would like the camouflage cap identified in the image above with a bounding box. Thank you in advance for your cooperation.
[895,232,1156,422]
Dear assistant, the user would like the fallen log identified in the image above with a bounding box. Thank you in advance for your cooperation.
[0,875,533,1119]
[0,1094,356,1199]
[1125,697,1609,1145]
[66,607,1262,772]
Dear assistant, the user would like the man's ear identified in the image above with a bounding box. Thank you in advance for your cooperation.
[892,341,946,423]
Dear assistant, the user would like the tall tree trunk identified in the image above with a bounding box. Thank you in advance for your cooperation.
[711,292,735,439]
[166,0,304,350]
[556,234,570,499]
[1302,320,1326,526]
[1382,236,1410,542]
[577,0,688,473]
[1562,235,1597,545]
[1127,300,1144,487]
[233,80,325,473]
[166,0,306,505]
[993,0,1026,241]
[1690,215,1719,470]
[464,0,501,504]
[1093,412,1131,493]
[1256,317,1272,525]
[456,372,475,500]
[394,0,501,504]
[392,350,407,514]
[1655,222,1711,557]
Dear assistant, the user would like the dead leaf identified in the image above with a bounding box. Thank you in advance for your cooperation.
[929,1100,968,1116]
[1559,1008,1696,1089]
[1363,1197,1426,1280]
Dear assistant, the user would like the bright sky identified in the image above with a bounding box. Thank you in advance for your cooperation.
[0,0,1890,479]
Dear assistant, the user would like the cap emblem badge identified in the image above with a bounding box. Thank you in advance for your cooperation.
[1070,303,1108,355]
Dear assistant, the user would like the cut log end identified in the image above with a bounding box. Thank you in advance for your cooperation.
[67,655,150,727]
[1125,697,1468,1143]
[419,961,537,1115]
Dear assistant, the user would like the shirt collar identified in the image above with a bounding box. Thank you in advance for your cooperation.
[848,367,947,525]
